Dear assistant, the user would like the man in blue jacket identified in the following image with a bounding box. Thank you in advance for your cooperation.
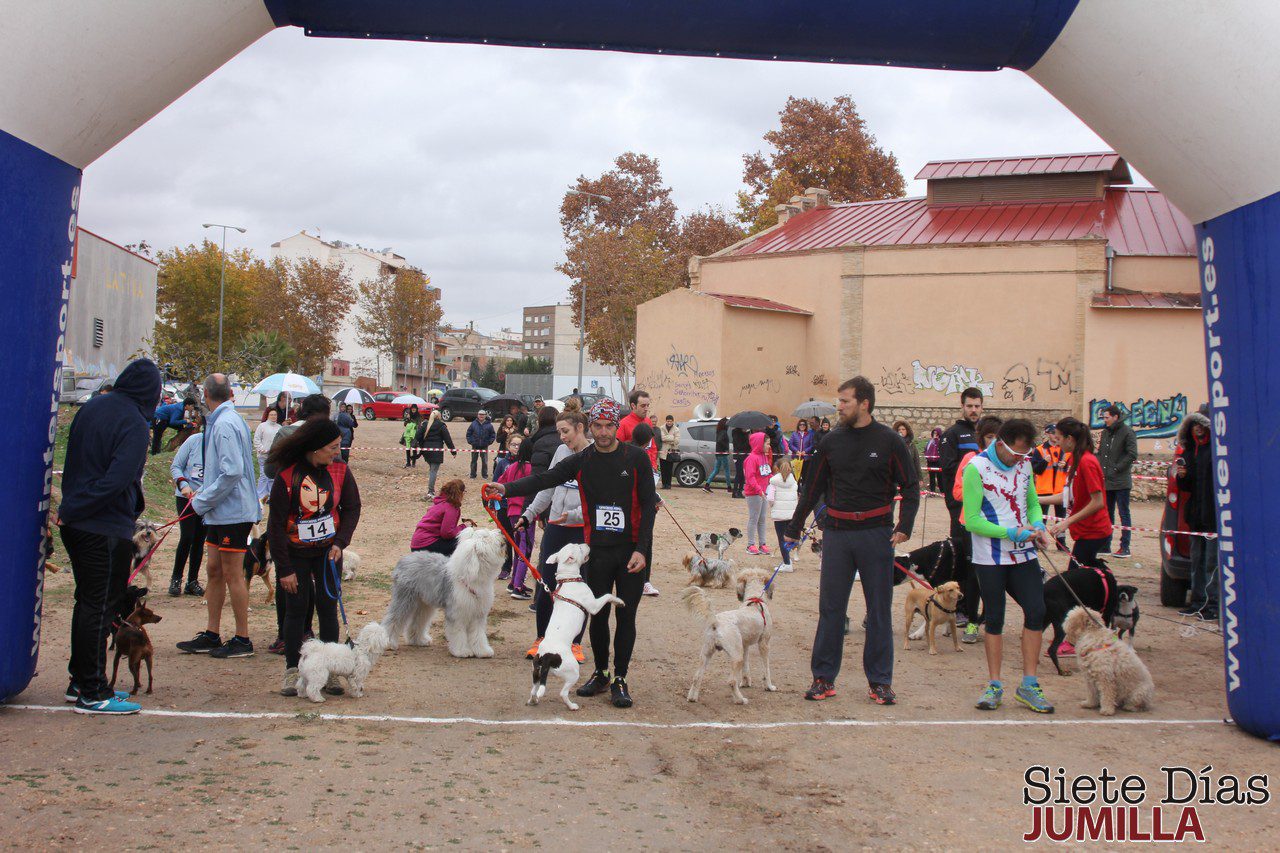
[466,409,496,479]
[176,374,261,659]
[58,358,161,715]
[150,397,190,455]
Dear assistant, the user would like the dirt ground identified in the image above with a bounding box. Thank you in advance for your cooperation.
[5,419,1277,850]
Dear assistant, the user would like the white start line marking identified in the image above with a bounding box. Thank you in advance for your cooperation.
[2,704,1225,731]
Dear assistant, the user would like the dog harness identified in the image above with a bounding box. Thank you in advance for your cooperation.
[551,576,591,618]
[1091,566,1112,613]
[924,593,957,621]
[746,596,768,628]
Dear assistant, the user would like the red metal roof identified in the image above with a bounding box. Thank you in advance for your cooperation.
[1091,290,1201,310]
[915,151,1129,183]
[731,188,1195,257]
[700,291,812,315]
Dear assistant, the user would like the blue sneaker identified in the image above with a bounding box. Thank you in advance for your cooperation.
[1015,682,1055,714]
[976,682,1003,711]
[73,695,141,715]
[64,683,129,703]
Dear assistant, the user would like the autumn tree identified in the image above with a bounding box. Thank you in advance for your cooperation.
[154,240,263,370]
[354,267,443,380]
[560,152,679,248]
[673,206,746,285]
[736,95,906,234]
[257,257,356,375]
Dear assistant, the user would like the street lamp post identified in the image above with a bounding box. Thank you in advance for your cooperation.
[202,222,247,365]
[565,189,611,395]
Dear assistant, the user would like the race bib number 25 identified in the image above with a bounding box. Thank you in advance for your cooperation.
[595,504,625,533]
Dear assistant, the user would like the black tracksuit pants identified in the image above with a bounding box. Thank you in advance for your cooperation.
[171,496,205,584]
[584,542,645,678]
[61,526,134,701]
[282,551,340,669]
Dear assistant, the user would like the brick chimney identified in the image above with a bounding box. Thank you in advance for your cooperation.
[804,187,832,208]
[775,202,802,225]
[791,194,816,212]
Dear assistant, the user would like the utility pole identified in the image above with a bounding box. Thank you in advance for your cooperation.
[565,189,611,394]
[202,222,246,365]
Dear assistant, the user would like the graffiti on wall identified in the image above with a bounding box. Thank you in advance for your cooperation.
[811,373,828,387]
[1088,394,1188,439]
[641,365,720,410]
[785,364,799,376]
[666,346,700,377]
[1036,356,1076,394]
[1001,363,1037,402]
[911,360,994,397]
[879,365,912,395]
[739,376,780,397]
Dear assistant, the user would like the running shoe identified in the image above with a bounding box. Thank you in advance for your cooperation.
[209,636,255,659]
[1015,682,1055,714]
[280,667,299,697]
[526,638,542,660]
[746,545,760,555]
[610,677,633,708]
[955,613,969,628]
[976,682,1004,711]
[168,578,182,597]
[267,637,286,655]
[510,588,532,600]
[572,643,586,664]
[64,684,129,703]
[183,581,205,597]
[776,563,794,573]
[74,695,141,716]
[176,631,222,654]
[804,678,836,701]
[868,683,897,706]
[498,570,511,581]
[1178,604,1205,616]
[1199,608,1220,622]
[1056,641,1077,656]
[962,623,981,644]
[1113,548,1132,559]
[642,582,660,597]
[576,669,611,697]
[702,484,712,493]
[759,545,771,556]
[322,674,345,696]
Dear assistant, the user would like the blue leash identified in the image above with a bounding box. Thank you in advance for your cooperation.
[324,556,353,646]
[762,523,817,593]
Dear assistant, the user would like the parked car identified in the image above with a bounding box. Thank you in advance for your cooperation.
[61,375,107,405]
[436,387,499,422]
[559,391,613,411]
[362,392,435,421]
[1159,456,1193,607]
[671,418,721,487]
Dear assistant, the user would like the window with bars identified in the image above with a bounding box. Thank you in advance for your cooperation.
[92,318,104,349]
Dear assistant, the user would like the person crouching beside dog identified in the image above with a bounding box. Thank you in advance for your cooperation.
[412,479,469,557]
[168,411,207,597]
[56,358,162,715]
[517,409,592,663]
[963,419,1057,714]
[784,377,919,707]
[491,398,658,709]
[265,418,363,698]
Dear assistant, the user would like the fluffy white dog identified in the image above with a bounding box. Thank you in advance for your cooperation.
[381,527,507,658]
[296,622,389,703]
[529,543,624,711]
[1064,606,1155,716]
[341,548,362,581]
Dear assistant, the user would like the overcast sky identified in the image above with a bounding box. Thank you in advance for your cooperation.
[80,27,1118,334]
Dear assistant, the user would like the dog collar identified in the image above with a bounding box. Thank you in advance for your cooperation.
[551,590,590,618]
[555,576,586,588]
[925,594,957,616]
[746,596,768,628]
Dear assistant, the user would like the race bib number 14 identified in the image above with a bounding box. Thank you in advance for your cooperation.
[298,514,334,543]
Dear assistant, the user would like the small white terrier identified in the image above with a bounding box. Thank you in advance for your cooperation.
[296,622,389,703]
[528,543,624,711]
[342,549,362,581]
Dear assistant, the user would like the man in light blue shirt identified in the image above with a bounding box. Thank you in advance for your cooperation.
[177,374,261,659]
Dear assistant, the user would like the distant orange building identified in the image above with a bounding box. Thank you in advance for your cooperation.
[636,152,1205,449]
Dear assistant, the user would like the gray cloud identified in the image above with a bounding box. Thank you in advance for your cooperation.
[81,28,1112,333]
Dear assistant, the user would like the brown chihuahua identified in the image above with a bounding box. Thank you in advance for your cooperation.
[111,600,162,695]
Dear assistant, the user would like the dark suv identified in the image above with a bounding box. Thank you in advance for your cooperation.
[436,387,499,422]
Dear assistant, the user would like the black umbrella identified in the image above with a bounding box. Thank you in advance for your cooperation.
[480,394,528,413]
[727,410,772,432]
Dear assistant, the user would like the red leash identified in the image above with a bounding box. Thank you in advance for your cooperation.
[479,484,550,593]
[128,498,194,585]
[894,560,934,590]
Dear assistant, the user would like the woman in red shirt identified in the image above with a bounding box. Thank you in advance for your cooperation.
[1046,417,1112,569]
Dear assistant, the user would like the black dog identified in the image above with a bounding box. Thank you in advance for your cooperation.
[1043,559,1136,674]
[1110,587,1141,641]
[893,538,964,588]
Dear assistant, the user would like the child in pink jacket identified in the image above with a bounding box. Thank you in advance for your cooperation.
[498,456,534,599]
[742,431,772,555]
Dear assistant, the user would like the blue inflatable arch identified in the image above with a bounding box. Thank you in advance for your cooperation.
[3,1,1276,739]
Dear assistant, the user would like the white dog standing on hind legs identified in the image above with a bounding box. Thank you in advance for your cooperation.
[381,527,507,658]
[681,569,777,705]
[529,543,624,711]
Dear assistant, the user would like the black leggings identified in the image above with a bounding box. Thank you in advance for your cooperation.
[171,496,205,584]
[975,559,1046,635]
[585,543,645,678]
[1071,537,1108,571]
[535,523,587,641]
[282,551,340,668]
[774,521,792,565]
[950,516,980,624]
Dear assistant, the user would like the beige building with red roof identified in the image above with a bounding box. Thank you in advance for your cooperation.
[635,152,1206,448]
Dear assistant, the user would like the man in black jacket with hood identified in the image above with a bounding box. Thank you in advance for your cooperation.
[938,386,984,642]
[57,359,161,715]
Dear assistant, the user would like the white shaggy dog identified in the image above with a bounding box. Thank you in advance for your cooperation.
[381,527,507,658]
[1063,606,1155,716]
[681,569,777,705]
[296,622,389,703]
[341,549,362,581]
[528,543,624,711]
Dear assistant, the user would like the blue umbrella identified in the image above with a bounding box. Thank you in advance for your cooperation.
[251,372,320,397]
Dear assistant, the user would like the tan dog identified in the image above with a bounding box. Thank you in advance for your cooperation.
[681,569,776,704]
[902,580,963,654]
[1064,606,1155,716]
